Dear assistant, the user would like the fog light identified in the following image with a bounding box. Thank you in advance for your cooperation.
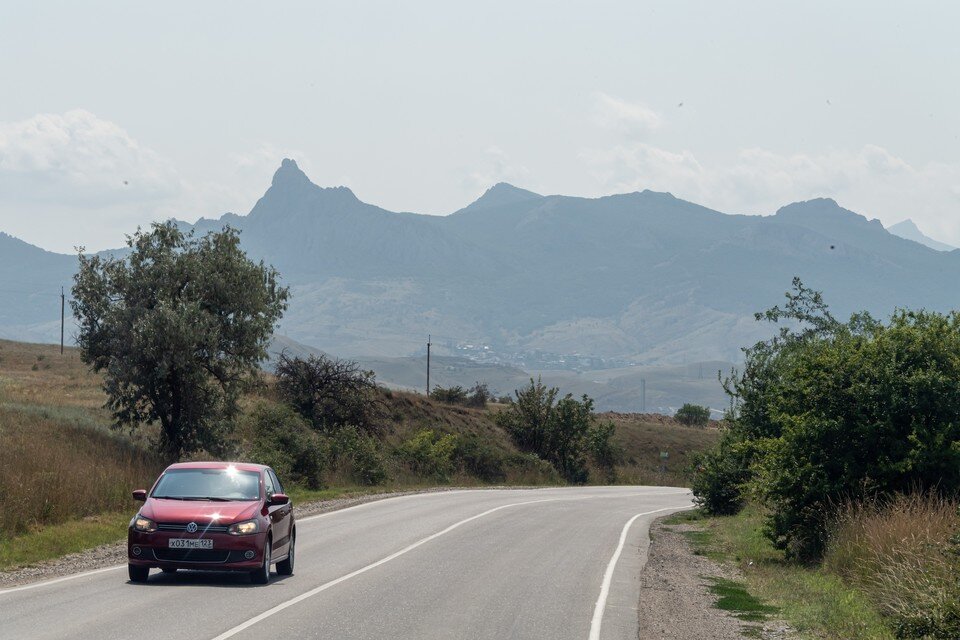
[132,546,142,556]
[244,550,255,559]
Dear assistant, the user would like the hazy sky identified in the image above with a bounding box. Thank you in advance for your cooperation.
[2,1,959,252]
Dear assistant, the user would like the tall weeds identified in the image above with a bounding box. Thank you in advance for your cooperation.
[824,492,960,639]
[0,405,163,539]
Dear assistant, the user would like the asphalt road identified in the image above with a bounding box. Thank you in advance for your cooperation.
[0,487,692,640]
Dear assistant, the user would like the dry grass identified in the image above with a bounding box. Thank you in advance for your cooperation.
[824,492,960,637]
[0,403,163,538]
[0,340,163,541]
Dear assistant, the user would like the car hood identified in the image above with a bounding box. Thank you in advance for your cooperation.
[142,498,262,525]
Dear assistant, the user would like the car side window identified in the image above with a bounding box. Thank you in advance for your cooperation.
[269,469,284,494]
[264,470,276,497]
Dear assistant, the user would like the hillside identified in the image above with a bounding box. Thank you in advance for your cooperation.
[0,338,717,568]
[4,160,958,414]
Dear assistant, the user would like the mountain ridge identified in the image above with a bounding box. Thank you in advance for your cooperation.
[2,159,958,375]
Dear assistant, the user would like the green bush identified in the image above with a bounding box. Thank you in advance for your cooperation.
[395,429,459,481]
[496,378,601,484]
[675,403,711,426]
[431,383,489,408]
[454,436,506,483]
[697,279,960,560]
[330,426,387,485]
[248,403,327,489]
[587,420,620,469]
[275,353,382,434]
[690,432,751,515]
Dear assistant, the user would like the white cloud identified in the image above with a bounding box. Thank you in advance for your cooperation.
[0,109,181,206]
[591,93,662,138]
[583,141,960,245]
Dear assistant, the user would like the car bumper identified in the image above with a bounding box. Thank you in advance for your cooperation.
[128,530,265,571]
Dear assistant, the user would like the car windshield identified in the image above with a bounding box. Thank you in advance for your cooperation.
[152,467,260,501]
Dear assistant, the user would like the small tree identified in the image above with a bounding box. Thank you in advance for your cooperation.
[72,222,288,461]
[675,403,711,427]
[496,378,601,483]
[274,352,381,434]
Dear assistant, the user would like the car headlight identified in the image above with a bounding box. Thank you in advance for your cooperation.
[228,519,259,536]
[133,515,157,533]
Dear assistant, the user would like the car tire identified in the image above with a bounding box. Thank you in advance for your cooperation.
[128,564,150,583]
[250,540,271,585]
[161,567,177,574]
[276,533,295,576]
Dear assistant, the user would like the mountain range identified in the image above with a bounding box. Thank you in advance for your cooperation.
[2,159,959,411]
[886,219,957,252]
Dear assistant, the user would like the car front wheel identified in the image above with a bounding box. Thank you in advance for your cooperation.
[276,533,294,576]
[128,564,149,583]
[250,540,271,585]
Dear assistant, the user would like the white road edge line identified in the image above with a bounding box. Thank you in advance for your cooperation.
[587,504,693,640]
[209,492,689,640]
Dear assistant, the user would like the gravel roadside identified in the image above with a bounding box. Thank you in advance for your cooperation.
[0,486,488,589]
[636,517,793,639]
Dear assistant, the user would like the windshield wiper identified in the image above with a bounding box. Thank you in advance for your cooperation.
[152,495,186,500]
[174,496,232,501]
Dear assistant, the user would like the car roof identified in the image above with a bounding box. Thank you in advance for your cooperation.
[163,461,268,473]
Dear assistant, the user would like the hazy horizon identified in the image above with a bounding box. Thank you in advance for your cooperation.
[2,1,959,252]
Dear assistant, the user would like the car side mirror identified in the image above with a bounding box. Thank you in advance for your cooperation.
[269,493,289,506]
[132,489,147,502]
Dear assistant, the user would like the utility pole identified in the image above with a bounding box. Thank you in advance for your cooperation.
[60,286,65,355]
[426,334,432,397]
[641,377,646,413]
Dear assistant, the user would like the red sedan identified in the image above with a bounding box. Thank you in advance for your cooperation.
[128,462,295,584]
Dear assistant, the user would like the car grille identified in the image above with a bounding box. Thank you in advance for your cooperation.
[157,523,230,533]
[152,549,232,563]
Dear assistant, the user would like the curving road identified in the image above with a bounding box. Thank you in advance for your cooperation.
[0,487,691,640]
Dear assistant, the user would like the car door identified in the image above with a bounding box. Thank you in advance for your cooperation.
[265,468,292,557]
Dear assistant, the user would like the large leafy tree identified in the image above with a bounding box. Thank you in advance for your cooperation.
[695,278,960,560]
[72,222,289,461]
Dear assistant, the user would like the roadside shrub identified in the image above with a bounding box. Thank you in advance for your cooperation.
[698,279,960,560]
[824,493,960,639]
[691,432,751,515]
[496,378,600,484]
[247,403,326,489]
[275,352,382,434]
[395,429,458,481]
[454,436,506,483]
[330,426,387,485]
[675,403,711,427]
[587,420,620,469]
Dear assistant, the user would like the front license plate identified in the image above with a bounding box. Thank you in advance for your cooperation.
[168,538,213,549]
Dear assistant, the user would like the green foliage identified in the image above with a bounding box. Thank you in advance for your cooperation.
[431,382,489,408]
[330,426,387,486]
[71,222,288,461]
[247,403,326,489]
[691,432,752,515]
[395,429,459,481]
[675,403,711,427]
[697,278,960,560]
[275,353,381,434]
[453,436,506,483]
[430,385,467,404]
[496,378,605,483]
[586,420,619,468]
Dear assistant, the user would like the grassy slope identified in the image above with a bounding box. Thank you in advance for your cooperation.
[0,338,718,570]
[668,508,892,639]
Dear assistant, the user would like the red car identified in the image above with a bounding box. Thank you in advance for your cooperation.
[128,461,295,584]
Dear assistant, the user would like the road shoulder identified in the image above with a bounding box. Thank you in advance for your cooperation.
[636,517,792,639]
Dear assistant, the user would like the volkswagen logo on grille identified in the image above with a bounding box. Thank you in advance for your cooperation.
[186,522,198,533]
